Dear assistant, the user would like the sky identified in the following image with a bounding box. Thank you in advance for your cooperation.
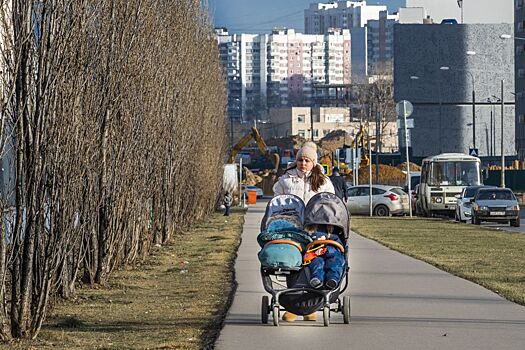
[208,0,407,34]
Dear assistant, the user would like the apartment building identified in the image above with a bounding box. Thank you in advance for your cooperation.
[304,1,396,81]
[367,10,396,75]
[216,29,268,121]
[304,1,386,34]
[267,28,351,108]
[216,28,351,121]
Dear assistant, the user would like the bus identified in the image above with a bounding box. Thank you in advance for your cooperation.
[418,153,482,217]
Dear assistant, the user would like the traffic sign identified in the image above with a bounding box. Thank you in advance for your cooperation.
[396,100,413,118]
[469,148,479,157]
[397,118,414,129]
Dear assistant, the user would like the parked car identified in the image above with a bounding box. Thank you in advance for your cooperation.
[346,184,410,216]
[470,188,520,227]
[241,185,264,198]
[455,185,495,223]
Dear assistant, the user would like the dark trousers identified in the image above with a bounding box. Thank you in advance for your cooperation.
[224,205,230,216]
[309,246,344,283]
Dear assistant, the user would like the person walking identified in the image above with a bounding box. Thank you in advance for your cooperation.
[223,191,232,216]
[329,166,348,202]
[272,141,335,322]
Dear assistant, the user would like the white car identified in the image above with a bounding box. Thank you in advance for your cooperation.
[455,185,495,222]
[346,184,410,216]
[241,185,264,198]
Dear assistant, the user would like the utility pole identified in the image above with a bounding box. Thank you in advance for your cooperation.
[501,80,505,188]
[375,108,380,184]
[472,86,476,149]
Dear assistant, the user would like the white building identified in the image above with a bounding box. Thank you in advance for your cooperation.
[400,0,513,24]
[304,1,396,82]
[216,28,352,121]
[304,1,387,34]
[216,29,268,121]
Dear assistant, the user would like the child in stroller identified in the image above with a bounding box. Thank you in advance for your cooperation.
[257,192,351,326]
[304,224,345,290]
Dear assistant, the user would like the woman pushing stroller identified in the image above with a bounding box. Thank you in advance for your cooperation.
[272,141,336,322]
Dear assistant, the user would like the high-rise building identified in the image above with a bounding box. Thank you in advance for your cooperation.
[216,28,351,121]
[304,1,396,81]
[304,1,387,34]
[216,29,268,121]
[515,0,525,160]
[367,10,396,75]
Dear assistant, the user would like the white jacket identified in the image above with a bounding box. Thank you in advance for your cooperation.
[273,167,335,204]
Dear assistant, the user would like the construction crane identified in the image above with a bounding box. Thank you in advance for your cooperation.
[228,127,280,172]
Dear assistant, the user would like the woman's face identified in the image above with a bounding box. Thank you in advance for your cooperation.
[297,157,314,173]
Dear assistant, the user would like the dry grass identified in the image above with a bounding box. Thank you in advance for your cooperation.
[1,209,245,349]
[352,217,525,305]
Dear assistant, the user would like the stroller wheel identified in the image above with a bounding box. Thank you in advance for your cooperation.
[261,296,269,324]
[323,306,330,327]
[272,306,280,326]
[343,295,351,324]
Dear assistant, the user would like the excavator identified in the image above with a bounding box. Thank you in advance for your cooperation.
[228,127,280,172]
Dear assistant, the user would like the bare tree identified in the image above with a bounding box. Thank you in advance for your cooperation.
[0,0,227,340]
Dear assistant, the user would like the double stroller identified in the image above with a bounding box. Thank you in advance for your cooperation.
[257,192,350,326]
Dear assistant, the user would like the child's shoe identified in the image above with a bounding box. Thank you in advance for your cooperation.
[309,277,322,289]
[303,312,317,321]
[326,279,338,289]
[282,311,298,322]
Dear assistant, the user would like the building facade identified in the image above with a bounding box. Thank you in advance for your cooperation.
[261,107,397,151]
[304,2,396,82]
[367,10,395,75]
[216,29,268,121]
[515,0,525,160]
[216,28,352,121]
[394,23,515,158]
[304,1,387,34]
[402,0,513,24]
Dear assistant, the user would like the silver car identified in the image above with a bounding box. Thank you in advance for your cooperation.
[471,188,521,227]
[346,184,410,216]
[455,185,495,223]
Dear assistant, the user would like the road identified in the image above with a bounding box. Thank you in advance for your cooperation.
[215,200,525,350]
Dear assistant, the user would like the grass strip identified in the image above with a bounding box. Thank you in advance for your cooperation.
[3,209,245,349]
[352,217,525,305]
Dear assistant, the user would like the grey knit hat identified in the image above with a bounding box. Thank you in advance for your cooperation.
[296,141,318,164]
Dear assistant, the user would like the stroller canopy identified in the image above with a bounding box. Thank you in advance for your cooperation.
[304,192,350,239]
[260,194,305,232]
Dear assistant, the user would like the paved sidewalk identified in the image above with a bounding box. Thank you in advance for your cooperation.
[216,201,525,350]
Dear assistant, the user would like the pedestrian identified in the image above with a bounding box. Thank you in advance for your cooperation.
[223,191,232,216]
[329,166,348,202]
[272,141,335,322]
[273,141,335,205]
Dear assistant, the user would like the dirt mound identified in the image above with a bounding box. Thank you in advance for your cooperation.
[319,129,354,154]
[397,162,421,172]
[352,164,408,187]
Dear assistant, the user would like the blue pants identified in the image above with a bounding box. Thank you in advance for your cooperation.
[309,246,345,284]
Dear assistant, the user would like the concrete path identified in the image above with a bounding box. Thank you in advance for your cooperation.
[215,200,525,350]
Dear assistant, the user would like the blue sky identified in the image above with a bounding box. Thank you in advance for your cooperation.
[208,0,406,33]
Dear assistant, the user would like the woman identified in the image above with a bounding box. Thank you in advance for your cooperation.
[272,141,335,322]
[273,141,335,204]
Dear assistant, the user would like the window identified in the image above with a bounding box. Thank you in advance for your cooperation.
[298,129,305,137]
[372,188,386,195]
[297,114,305,123]
[312,129,319,138]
